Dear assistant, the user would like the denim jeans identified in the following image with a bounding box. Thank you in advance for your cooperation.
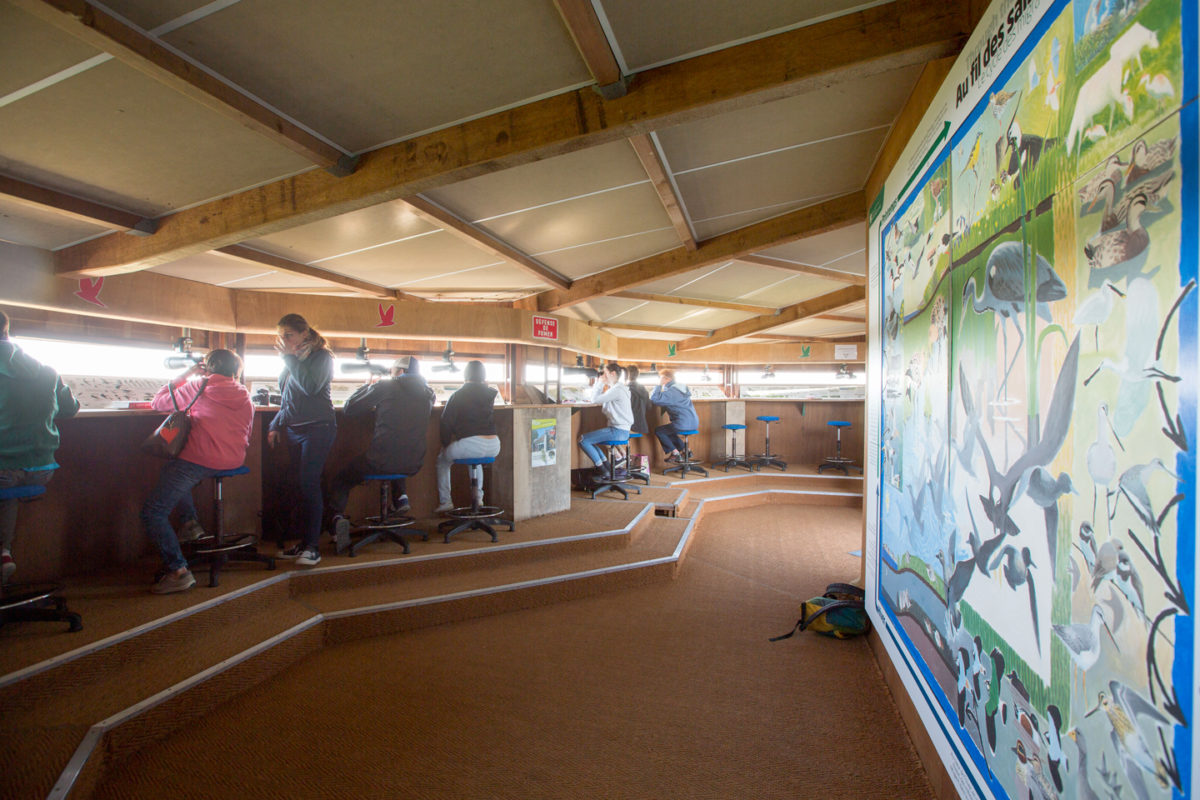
[579,426,629,466]
[655,423,686,456]
[326,454,409,519]
[0,468,56,552]
[437,436,501,505]
[141,459,222,572]
[282,422,337,549]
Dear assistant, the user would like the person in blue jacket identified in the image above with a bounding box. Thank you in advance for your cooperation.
[269,313,336,567]
[649,368,698,463]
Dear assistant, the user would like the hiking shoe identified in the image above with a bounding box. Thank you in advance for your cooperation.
[296,548,322,567]
[332,516,351,553]
[1,551,14,584]
[392,494,411,514]
[278,544,304,558]
[150,569,195,594]
[665,451,681,463]
[177,519,206,542]
[434,502,454,514]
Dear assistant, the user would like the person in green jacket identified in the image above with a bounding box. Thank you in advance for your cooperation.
[0,311,79,583]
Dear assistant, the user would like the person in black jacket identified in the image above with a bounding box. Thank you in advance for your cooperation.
[434,360,499,513]
[269,313,336,567]
[625,365,650,436]
[326,356,435,547]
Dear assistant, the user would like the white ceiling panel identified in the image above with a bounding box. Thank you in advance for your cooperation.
[245,201,437,264]
[315,230,504,287]
[0,3,103,97]
[689,200,820,241]
[0,197,112,250]
[150,252,330,289]
[761,223,869,275]
[599,0,880,71]
[400,263,541,291]
[538,229,680,280]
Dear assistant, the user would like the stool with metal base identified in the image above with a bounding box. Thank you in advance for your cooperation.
[622,432,651,485]
[348,473,427,556]
[590,437,641,499]
[750,416,787,471]
[818,421,859,474]
[438,457,513,543]
[0,485,82,632]
[714,423,755,472]
[664,429,708,478]
[188,466,276,587]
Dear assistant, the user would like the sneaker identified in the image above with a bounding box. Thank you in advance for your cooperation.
[278,544,304,558]
[1,551,14,584]
[434,502,455,514]
[177,519,206,542]
[665,451,681,463]
[296,548,322,567]
[392,494,411,514]
[332,516,351,553]
[150,568,196,594]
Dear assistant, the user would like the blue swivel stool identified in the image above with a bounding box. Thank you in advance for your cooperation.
[664,429,707,478]
[438,457,513,543]
[750,416,787,471]
[818,421,860,474]
[590,435,641,500]
[714,423,755,472]
[347,473,426,556]
[622,432,651,485]
[0,485,82,632]
[188,466,276,587]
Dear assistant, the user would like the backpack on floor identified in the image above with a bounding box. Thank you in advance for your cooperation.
[770,583,870,641]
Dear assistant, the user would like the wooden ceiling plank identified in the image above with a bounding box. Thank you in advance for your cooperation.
[814,313,866,323]
[537,191,865,311]
[552,0,622,88]
[677,285,866,351]
[12,0,351,173]
[402,195,570,290]
[51,0,969,278]
[627,134,696,250]
[613,290,773,315]
[738,254,867,285]
[216,245,399,300]
[0,173,156,234]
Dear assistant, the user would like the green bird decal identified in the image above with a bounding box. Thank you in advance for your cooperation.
[801,345,811,358]
[668,343,676,356]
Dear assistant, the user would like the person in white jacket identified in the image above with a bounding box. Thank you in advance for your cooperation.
[578,362,632,474]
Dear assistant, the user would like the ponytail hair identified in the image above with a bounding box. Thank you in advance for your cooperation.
[277,313,329,352]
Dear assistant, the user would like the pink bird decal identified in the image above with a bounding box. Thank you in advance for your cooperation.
[376,303,395,327]
[75,277,106,307]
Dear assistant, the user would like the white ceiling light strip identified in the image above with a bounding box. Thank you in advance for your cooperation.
[472,178,650,224]
[673,124,890,176]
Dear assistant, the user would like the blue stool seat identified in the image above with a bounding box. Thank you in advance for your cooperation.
[364,472,407,481]
[628,432,643,439]
[678,429,698,436]
[212,466,250,479]
[441,457,512,543]
[599,439,629,447]
[0,485,47,501]
[756,415,779,422]
[722,424,746,430]
[828,421,850,428]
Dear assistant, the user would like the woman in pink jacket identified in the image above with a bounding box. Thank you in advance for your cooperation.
[142,349,254,594]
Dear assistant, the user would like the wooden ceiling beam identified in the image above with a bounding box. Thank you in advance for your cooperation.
[537,191,865,311]
[12,0,352,174]
[627,134,696,250]
[552,0,623,91]
[51,0,969,278]
[815,313,866,323]
[0,173,156,234]
[612,291,773,315]
[738,254,866,285]
[215,245,417,301]
[402,196,570,290]
[677,285,866,351]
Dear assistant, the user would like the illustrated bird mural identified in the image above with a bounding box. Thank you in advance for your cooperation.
[1073,280,1125,350]
[1086,681,1175,793]
[1084,189,1155,274]
[1078,154,1127,209]
[959,131,983,182]
[1053,604,1118,697]
[1090,537,1124,591]
[1137,73,1174,106]
[985,648,1004,753]
[1075,521,1098,574]
[1113,549,1146,622]
[1044,704,1065,792]
[1018,466,1074,574]
[1126,135,1178,184]
[1086,402,1124,528]
[1067,59,1134,155]
[989,545,1040,652]
[1066,727,1105,800]
[1112,458,1179,538]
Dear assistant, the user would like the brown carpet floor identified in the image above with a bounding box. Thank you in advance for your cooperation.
[91,504,931,799]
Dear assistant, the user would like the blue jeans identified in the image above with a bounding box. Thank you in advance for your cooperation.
[579,427,629,466]
[283,422,336,549]
[142,459,221,572]
[0,468,56,552]
[655,423,686,456]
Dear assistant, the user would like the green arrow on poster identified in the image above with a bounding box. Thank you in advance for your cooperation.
[668,343,677,356]
[894,121,950,210]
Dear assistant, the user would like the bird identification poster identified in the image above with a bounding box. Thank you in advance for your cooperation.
[865,0,1196,797]
[531,418,557,467]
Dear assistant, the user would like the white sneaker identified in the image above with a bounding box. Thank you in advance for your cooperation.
[332,516,351,553]
[434,502,454,514]
[150,568,196,594]
[177,519,206,542]
[296,548,322,567]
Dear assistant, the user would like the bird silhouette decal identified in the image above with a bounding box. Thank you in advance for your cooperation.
[75,277,106,307]
[375,303,395,327]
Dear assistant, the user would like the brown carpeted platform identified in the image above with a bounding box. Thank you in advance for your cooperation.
[89,504,931,800]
